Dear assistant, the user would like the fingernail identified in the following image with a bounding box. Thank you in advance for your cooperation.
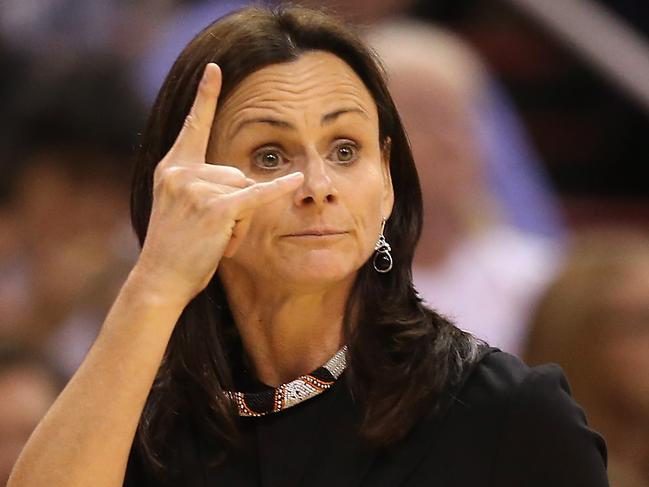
[202,63,215,81]
[286,172,303,180]
[245,177,256,186]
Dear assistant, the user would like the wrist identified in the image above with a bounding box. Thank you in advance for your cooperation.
[125,263,194,312]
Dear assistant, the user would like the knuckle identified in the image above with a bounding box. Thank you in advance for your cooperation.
[248,185,263,197]
[183,111,201,131]
[155,166,185,193]
[186,185,208,211]
[153,163,165,182]
[222,166,246,179]
[153,166,169,187]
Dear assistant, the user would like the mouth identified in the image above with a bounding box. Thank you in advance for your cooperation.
[282,228,349,237]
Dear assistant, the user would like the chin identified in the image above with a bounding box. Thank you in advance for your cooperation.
[279,252,361,287]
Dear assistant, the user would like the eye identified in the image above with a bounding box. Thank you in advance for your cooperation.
[252,147,286,170]
[330,140,359,164]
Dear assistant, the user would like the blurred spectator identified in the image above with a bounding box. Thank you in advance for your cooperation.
[0,0,174,67]
[475,79,564,238]
[296,0,415,24]
[368,21,563,355]
[524,228,649,487]
[0,59,143,376]
[0,344,63,485]
[135,0,253,105]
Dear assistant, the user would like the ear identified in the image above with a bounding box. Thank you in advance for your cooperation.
[380,137,395,219]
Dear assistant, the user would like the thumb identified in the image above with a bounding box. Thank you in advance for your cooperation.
[222,210,254,258]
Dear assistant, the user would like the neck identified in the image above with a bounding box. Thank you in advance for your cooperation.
[219,267,352,387]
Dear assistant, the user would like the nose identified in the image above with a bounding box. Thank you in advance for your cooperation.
[293,152,338,207]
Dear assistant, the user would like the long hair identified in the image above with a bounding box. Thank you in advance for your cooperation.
[130,5,482,480]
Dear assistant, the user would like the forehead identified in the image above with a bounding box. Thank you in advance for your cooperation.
[214,51,378,137]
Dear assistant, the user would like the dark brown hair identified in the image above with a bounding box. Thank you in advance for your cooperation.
[130,5,482,480]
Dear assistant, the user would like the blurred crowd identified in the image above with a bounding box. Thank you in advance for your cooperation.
[0,0,647,485]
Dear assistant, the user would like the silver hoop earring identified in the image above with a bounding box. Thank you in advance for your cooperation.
[373,218,393,273]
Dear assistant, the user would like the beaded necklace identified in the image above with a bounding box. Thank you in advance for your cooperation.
[226,346,348,417]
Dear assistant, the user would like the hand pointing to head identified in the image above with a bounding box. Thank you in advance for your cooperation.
[136,63,304,301]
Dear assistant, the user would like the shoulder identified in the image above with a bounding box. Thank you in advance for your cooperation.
[458,347,566,404]
[424,348,609,486]
[456,348,599,436]
[454,348,604,444]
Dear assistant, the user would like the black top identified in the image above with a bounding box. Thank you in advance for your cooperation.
[124,348,609,486]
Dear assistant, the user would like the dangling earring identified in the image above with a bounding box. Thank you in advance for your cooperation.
[373,218,393,273]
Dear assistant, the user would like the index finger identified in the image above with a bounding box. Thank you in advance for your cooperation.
[171,63,222,163]
[228,172,305,214]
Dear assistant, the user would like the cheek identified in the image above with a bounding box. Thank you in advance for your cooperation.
[223,196,287,272]
[226,163,388,276]
[341,173,385,241]
[242,201,284,246]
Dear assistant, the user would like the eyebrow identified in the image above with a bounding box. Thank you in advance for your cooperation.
[231,107,369,137]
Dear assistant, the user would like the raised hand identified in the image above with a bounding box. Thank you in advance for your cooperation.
[136,63,303,301]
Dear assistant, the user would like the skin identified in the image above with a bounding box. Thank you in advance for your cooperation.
[8,52,393,486]
[212,51,394,385]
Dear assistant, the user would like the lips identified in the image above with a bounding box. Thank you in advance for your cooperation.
[283,227,348,237]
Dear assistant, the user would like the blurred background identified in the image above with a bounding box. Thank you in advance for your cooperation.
[0,0,647,484]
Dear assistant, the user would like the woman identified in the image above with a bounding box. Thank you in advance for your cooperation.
[9,6,608,487]
[524,228,649,487]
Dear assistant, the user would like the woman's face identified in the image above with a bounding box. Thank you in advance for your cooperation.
[210,51,394,291]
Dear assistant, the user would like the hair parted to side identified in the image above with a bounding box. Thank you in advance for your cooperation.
[130,4,482,480]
